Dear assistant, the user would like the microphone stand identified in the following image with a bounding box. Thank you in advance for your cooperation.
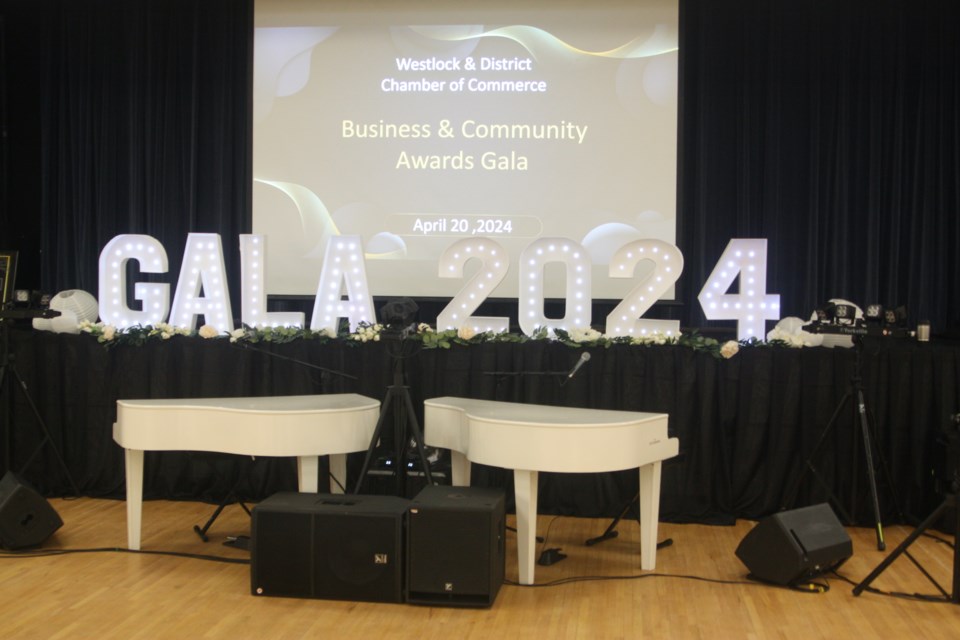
[189,340,357,543]
[481,353,593,547]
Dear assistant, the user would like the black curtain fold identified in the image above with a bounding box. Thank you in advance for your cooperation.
[30,0,252,313]
[678,0,960,333]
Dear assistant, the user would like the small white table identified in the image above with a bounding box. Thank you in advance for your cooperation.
[113,393,379,550]
[424,396,678,585]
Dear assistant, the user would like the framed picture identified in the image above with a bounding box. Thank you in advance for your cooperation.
[0,250,18,306]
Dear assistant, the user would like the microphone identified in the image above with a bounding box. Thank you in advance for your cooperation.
[567,352,592,379]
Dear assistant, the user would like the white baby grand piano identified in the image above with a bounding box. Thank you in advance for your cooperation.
[423,397,678,585]
[112,393,380,550]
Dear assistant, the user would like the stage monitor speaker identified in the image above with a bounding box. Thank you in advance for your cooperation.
[735,503,852,585]
[0,471,63,550]
[406,485,505,607]
[251,492,408,603]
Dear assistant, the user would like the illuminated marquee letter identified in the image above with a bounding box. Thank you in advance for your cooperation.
[98,234,170,329]
[169,233,234,332]
[310,235,374,334]
[698,238,780,340]
[518,238,591,336]
[240,235,304,328]
[437,238,509,333]
[606,239,683,337]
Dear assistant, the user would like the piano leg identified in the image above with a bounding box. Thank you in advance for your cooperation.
[450,450,471,486]
[296,455,320,493]
[514,469,539,585]
[327,454,346,494]
[638,461,663,571]
[124,448,144,551]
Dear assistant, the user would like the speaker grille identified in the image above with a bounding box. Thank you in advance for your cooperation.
[251,492,408,602]
[406,486,505,607]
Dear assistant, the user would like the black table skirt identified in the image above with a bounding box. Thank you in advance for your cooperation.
[4,328,957,526]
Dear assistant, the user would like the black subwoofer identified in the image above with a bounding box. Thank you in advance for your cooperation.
[0,471,63,550]
[251,492,408,602]
[735,503,852,585]
[406,485,505,607]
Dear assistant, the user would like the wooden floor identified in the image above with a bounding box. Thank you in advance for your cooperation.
[1,497,958,639]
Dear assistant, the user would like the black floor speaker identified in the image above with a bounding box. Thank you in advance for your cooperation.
[735,503,852,585]
[406,485,505,607]
[251,492,409,602]
[0,471,63,550]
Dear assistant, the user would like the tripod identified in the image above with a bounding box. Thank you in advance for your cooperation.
[0,312,80,495]
[192,455,256,546]
[855,422,960,602]
[352,342,433,496]
[853,491,959,602]
[781,336,889,550]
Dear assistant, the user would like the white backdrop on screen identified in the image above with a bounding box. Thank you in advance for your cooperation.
[253,0,679,300]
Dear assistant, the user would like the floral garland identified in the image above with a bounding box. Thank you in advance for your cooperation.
[76,319,798,359]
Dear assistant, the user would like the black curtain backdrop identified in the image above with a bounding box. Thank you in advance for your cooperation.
[1,0,960,526]
[1,0,957,332]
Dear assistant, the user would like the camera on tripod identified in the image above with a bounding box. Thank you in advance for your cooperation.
[377,298,419,342]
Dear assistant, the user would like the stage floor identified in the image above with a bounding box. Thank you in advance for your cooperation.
[0,497,957,639]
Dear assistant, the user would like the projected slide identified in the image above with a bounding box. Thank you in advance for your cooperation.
[253,0,678,299]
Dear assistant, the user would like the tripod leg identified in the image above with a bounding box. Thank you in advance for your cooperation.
[400,386,433,485]
[855,387,886,551]
[194,502,230,542]
[954,496,960,604]
[11,367,81,496]
[352,391,395,494]
[853,497,951,596]
[585,494,635,546]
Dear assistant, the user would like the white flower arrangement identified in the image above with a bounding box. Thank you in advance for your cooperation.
[720,340,740,359]
[74,317,803,360]
[198,324,220,339]
[630,332,671,346]
[350,322,383,343]
[566,327,603,343]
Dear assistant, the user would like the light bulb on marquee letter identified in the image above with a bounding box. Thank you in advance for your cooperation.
[698,238,780,340]
[437,238,509,333]
[98,234,170,329]
[240,234,304,328]
[310,235,374,334]
[518,237,592,336]
[169,233,235,333]
[605,239,683,337]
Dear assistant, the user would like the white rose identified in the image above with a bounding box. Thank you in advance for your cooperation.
[720,340,740,359]
[198,324,219,339]
[457,325,476,340]
[229,328,246,343]
[102,325,117,341]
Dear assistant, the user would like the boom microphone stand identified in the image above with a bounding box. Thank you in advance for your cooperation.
[191,340,359,543]
[0,308,81,495]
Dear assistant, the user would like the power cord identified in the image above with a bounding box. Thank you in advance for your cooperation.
[0,546,249,564]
